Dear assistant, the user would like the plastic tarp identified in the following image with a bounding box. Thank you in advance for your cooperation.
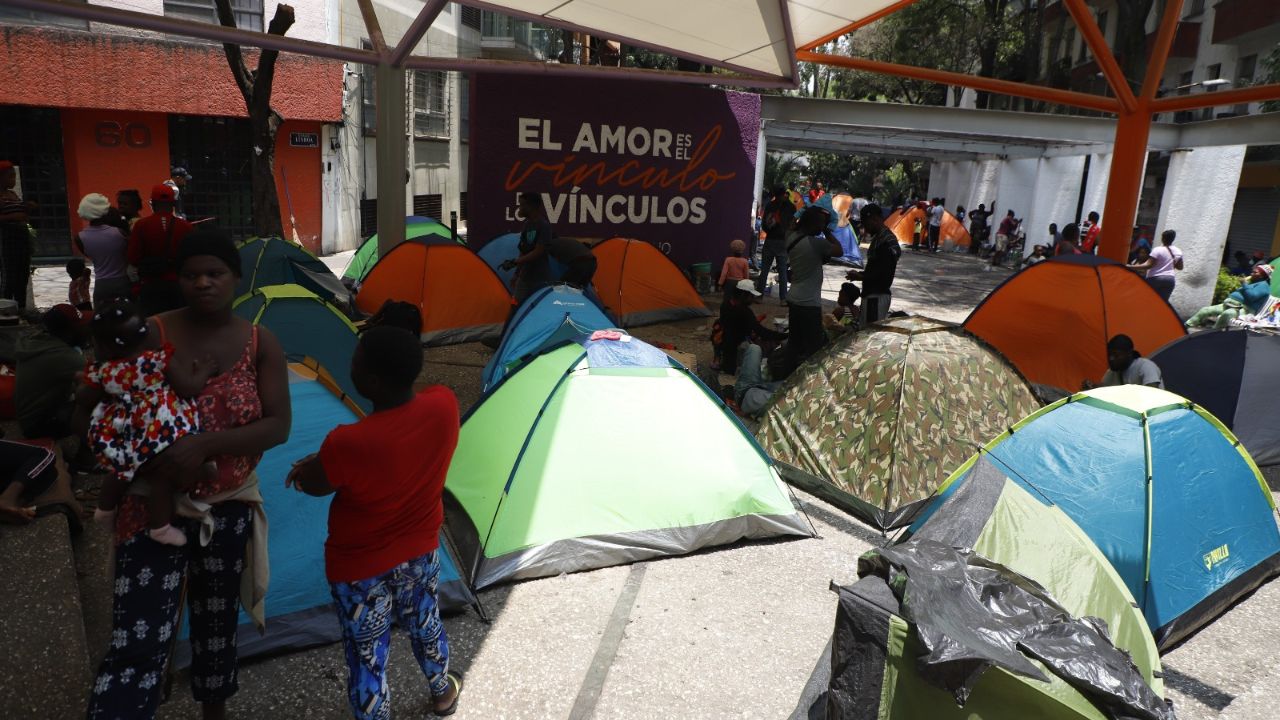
[857,540,1173,719]
[1153,329,1280,466]
[481,285,614,390]
[964,255,1186,393]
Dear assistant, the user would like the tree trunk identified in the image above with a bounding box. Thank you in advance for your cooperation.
[973,0,1009,109]
[214,0,292,239]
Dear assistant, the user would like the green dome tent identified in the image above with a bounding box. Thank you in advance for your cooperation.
[343,219,457,284]
[758,315,1041,530]
[233,284,370,413]
[792,456,1167,720]
[444,325,812,589]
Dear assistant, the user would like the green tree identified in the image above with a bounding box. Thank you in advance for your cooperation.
[763,153,803,193]
[1262,45,1280,113]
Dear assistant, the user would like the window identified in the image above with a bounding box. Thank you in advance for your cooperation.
[412,70,450,139]
[413,194,443,219]
[1186,0,1205,17]
[461,6,482,31]
[360,41,377,136]
[0,0,87,29]
[360,198,378,238]
[1178,70,1194,95]
[1062,28,1076,63]
[459,192,468,222]
[1095,11,1108,45]
[163,0,263,31]
[459,73,470,142]
[1207,63,1222,92]
[1234,55,1257,114]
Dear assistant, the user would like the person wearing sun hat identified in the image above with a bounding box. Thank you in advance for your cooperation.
[128,184,193,315]
[1186,263,1274,329]
[76,193,133,307]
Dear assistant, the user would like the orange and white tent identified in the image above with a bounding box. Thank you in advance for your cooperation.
[592,238,711,327]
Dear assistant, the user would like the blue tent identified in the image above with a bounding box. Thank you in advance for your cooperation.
[482,284,615,390]
[234,284,370,414]
[831,224,862,266]
[477,233,566,291]
[915,385,1280,650]
[178,365,480,664]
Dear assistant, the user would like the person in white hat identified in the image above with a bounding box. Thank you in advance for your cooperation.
[1185,263,1274,329]
[76,193,132,307]
[716,278,787,377]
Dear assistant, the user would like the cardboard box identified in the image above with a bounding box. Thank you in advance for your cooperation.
[663,349,698,372]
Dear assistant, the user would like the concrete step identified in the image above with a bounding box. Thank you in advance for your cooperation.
[0,511,92,720]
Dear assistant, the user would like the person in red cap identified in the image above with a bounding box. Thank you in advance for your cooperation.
[128,184,193,316]
[0,160,38,309]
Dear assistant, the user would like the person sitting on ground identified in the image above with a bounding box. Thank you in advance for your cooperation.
[74,299,219,546]
[66,258,92,312]
[287,325,463,719]
[1024,244,1048,266]
[716,280,786,375]
[1055,223,1083,256]
[0,439,59,524]
[1186,264,1273,329]
[734,341,783,418]
[719,239,751,291]
[848,204,901,326]
[1086,334,1163,389]
[15,305,88,441]
[787,206,844,370]
[824,282,861,338]
[546,235,597,289]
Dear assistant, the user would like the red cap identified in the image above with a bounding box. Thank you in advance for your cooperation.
[151,183,176,202]
[0,160,12,171]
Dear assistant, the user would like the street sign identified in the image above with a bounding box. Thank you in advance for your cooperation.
[289,132,319,148]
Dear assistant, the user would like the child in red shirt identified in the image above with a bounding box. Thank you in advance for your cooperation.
[287,326,462,718]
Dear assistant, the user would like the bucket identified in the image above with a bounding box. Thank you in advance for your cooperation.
[691,262,713,294]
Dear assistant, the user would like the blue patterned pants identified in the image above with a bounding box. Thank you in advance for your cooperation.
[86,502,253,720]
[330,550,450,720]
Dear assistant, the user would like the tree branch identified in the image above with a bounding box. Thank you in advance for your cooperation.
[253,4,295,120]
[213,0,253,105]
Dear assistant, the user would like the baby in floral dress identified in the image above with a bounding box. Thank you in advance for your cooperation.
[77,301,217,546]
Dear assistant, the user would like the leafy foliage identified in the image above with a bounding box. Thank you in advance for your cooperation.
[1214,267,1244,304]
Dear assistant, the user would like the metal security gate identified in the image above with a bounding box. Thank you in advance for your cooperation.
[0,106,72,260]
[1227,187,1280,259]
[168,115,254,239]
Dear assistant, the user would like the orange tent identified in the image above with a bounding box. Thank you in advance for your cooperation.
[355,239,513,345]
[963,255,1186,392]
[591,238,711,327]
[889,207,972,249]
[884,208,905,229]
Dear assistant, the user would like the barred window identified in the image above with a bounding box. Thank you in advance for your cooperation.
[163,0,263,32]
[412,70,450,139]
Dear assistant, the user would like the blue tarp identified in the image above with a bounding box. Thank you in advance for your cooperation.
[914,393,1280,648]
[482,284,614,389]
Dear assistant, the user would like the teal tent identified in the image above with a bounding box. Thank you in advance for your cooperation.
[236,236,349,307]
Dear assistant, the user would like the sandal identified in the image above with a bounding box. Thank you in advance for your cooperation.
[433,673,463,717]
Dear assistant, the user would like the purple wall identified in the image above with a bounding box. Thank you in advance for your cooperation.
[467,74,761,269]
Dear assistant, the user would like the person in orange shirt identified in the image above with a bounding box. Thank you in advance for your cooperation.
[1081,211,1102,254]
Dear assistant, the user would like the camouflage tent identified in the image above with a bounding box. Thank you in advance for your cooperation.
[757,315,1040,530]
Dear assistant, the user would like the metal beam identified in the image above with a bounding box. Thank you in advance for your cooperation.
[798,50,1122,114]
[457,0,793,85]
[2,0,380,65]
[390,0,449,68]
[761,95,1148,147]
[374,63,408,258]
[765,122,1071,159]
[355,0,389,60]
[1152,83,1280,113]
[401,55,797,89]
[1174,111,1280,149]
[1141,0,1184,104]
[1063,0,1137,113]
[797,0,925,52]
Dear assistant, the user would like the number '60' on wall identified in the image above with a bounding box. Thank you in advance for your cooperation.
[94,121,152,148]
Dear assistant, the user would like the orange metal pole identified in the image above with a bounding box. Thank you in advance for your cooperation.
[798,50,1121,113]
[1151,83,1280,112]
[1094,0,1183,263]
[1063,0,1137,113]
[798,0,925,52]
